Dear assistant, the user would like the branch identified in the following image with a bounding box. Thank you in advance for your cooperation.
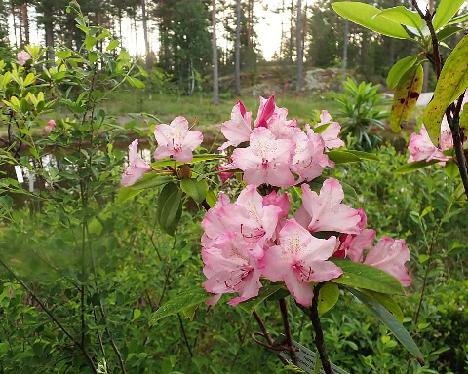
[297,285,334,374]
[279,298,296,363]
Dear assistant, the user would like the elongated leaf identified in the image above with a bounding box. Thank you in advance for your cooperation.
[150,287,208,324]
[437,25,463,42]
[348,288,423,362]
[423,36,468,143]
[328,150,361,164]
[318,283,340,316]
[157,182,182,236]
[433,0,465,30]
[151,154,224,169]
[116,187,142,204]
[345,150,379,161]
[332,259,404,295]
[180,178,208,204]
[390,64,423,132]
[332,2,409,39]
[360,289,404,321]
[395,160,439,174]
[239,283,287,313]
[447,13,468,26]
[386,56,418,89]
[375,6,423,30]
[460,103,467,131]
[131,172,175,190]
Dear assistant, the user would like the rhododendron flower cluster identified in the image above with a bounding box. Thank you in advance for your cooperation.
[202,97,412,307]
[219,96,338,187]
[17,50,31,66]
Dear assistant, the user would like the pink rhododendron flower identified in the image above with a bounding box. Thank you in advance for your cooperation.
[408,125,450,163]
[232,127,295,187]
[315,110,345,150]
[439,117,453,151]
[217,165,235,183]
[219,100,253,150]
[262,190,290,219]
[291,126,334,183]
[202,232,262,306]
[17,50,31,66]
[202,186,282,249]
[363,237,411,287]
[254,95,276,128]
[45,119,56,134]
[261,219,342,306]
[295,178,361,234]
[334,208,375,262]
[121,139,151,187]
[154,116,203,162]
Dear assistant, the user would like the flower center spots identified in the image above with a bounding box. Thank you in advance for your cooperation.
[292,261,314,282]
[241,224,265,243]
[225,265,253,290]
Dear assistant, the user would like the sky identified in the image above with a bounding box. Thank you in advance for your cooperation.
[8,0,431,61]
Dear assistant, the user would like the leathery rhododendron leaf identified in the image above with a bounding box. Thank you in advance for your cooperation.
[423,36,468,144]
[390,64,423,132]
[317,283,340,316]
[347,288,423,363]
[331,260,404,295]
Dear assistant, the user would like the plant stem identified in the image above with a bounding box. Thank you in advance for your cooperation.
[307,285,333,374]
[177,313,193,357]
[279,298,296,363]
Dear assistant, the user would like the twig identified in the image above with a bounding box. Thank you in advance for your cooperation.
[0,257,97,373]
[279,298,296,363]
[297,285,333,374]
[177,313,193,357]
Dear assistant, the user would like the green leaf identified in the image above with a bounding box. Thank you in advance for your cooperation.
[318,283,340,316]
[347,288,423,362]
[423,35,468,143]
[116,187,142,203]
[327,150,361,164]
[332,2,409,39]
[344,150,379,161]
[23,72,36,87]
[157,182,182,236]
[447,13,468,26]
[360,290,404,321]
[390,64,423,132]
[180,178,208,204]
[239,283,287,313]
[0,342,9,355]
[332,259,404,295]
[375,6,423,30]
[150,286,208,324]
[126,76,145,89]
[131,173,175,190]
[106,39,120,51]
[395,160,439,174]
[437,25,463,42]
[84,35,96,51]
[386,56,418,89]
[151,154,224,169]
[460,103,467,131]
[433,0,465,30]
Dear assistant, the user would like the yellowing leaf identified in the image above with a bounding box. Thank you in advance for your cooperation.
[390,64,423,132]
[423,36,468,143]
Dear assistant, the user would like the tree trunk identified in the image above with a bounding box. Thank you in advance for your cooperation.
[235,0,241,95]
[342,20,349,81]
[118,8,123,40]
[289,0,294,62]
[295,0,303,91]
[11,2,18,48]
[141,0,151,68]
[422,0,434,92]
[19,3,29,47]
[212,0,219,104]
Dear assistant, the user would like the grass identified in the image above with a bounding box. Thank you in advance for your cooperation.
[100,90,340,131]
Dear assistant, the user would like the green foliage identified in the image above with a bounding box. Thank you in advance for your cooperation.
[334,78,389,150]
